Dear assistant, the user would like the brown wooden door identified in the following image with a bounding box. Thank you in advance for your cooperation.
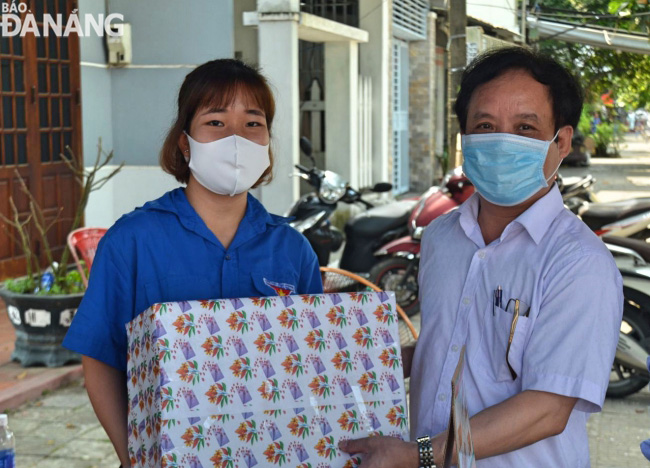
[0,0,82,280]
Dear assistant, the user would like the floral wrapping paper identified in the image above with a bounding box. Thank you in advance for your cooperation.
[126,292,408,468]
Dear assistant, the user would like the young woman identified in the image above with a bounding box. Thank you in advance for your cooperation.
[63,59,323,466]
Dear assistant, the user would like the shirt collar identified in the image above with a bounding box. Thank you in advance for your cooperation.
[457,184,565,246]
[513,184,565,244]
[458,192,481,240]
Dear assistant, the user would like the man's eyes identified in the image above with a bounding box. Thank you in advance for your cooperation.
[474,123,493,131]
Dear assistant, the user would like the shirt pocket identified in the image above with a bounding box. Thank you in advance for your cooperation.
[251,267,300,297]
[480,301,531,382]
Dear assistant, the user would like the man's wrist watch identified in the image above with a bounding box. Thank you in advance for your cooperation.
[416,435,438,468]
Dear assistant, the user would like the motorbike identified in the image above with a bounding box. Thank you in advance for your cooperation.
[368,169,596,316]
[556,173,597,212]
[367,167,473,316]
[572,197,650,238]
[602,236,650,398]
[285,137,414,271]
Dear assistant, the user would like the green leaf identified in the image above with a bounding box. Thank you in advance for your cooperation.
[607,0,629,14]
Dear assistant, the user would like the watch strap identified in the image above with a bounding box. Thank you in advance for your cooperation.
[416,435,438,468]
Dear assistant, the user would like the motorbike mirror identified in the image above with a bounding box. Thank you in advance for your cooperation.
[300,136,313,156]
[372,182,393,193]
[299,136,316,167]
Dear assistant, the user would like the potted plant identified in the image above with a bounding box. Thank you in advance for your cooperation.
[0,141,123,367]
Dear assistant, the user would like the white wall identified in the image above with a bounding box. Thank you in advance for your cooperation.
[85,166,181,228]
[78,0,235,226]
[467,0,520,34]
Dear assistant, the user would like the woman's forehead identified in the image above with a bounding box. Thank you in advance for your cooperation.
[199,84,265,113]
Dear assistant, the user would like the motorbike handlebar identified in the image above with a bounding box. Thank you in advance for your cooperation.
[295,164,311,173]
[359,198,374,209]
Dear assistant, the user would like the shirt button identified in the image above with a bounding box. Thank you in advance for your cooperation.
[451,344,459,352]
[462,297,470,305]
[438,393,447,402]
[478,251,486,259]
[225,255,231,261]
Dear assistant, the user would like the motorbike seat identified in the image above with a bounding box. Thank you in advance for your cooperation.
[345,199,418,237]
[602,235,650,263]
[580,198,650,231]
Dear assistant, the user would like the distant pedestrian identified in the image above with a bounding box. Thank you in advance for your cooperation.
[591,111,601,134]
[628,111,636,132]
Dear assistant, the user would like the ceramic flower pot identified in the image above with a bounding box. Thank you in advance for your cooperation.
[0,287,82,367]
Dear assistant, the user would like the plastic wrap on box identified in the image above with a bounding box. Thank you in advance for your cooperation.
[126,292,408,468]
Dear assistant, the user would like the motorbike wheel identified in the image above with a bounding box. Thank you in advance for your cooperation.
[606,301,650,398]
[368,257,420,317]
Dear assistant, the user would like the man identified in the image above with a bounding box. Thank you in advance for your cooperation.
[340,47,622,467]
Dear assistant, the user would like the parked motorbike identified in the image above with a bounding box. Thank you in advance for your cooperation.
[556,173,596,212]
[286,137,413,270]
[602,236,650,398]
[367,167,473,316]
[572,197,650,238]
[368,169,596,316]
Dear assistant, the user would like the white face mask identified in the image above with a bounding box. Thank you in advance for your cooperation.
[184,133,270,196]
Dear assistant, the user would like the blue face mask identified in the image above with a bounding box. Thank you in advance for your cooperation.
[461,130,561,207]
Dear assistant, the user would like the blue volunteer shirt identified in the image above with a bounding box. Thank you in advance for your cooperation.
[63,188,323,371]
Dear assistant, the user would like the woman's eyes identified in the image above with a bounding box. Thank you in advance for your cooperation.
[205,120,265,128]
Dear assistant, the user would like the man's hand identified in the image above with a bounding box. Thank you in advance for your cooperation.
[339,436,418,468]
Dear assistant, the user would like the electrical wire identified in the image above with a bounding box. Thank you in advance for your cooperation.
[531,13,650,37]
[466,2,518,13]
[535,10,650,21]
[539,4,649,17]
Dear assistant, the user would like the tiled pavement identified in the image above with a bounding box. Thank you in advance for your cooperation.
[8,380,120,467]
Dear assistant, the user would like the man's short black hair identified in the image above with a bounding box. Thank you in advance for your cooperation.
[454,47,584,133]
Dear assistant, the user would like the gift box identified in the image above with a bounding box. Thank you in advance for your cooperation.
[126,292,408,467]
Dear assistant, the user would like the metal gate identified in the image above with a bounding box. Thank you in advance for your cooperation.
[392,39,409,194]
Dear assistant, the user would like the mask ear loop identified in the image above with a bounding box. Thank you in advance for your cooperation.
[545,128,563,185]
[182,130,191,163]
